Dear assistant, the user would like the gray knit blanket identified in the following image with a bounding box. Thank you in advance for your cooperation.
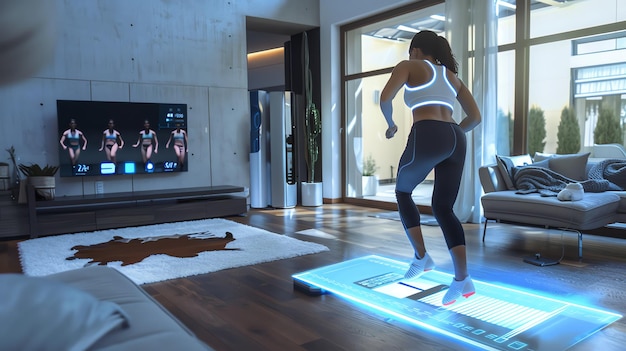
[588,158,626,190]
[511,159,626,196]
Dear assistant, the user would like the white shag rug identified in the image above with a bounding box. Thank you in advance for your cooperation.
[18,218,329,285]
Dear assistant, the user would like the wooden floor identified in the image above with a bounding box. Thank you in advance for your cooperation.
[2,203,626,350]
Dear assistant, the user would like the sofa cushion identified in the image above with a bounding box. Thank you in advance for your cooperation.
[533,152,590,180]
[548,153,590,180]
[496,154,533,190]
[0,273,129,351]
[533,152,554,162]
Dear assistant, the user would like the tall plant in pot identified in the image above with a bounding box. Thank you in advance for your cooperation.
[301,30,322,207]
[19,163,59,201]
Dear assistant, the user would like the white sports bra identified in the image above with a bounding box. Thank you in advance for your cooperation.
[403,60,457,112]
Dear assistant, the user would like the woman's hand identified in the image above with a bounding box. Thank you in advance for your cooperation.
[385,124,398,139]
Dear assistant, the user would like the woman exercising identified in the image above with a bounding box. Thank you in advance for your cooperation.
[165,123,188,169]
[59,118,87,166]
[380,30,482,306]
[132,119,158,164]
[98,119,124,162]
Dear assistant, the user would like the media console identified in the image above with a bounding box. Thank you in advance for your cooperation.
[26,185,247,238]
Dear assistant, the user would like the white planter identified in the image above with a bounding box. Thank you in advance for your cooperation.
[28,176,56,200]
[362,175,379,196]
[301,182,322,207]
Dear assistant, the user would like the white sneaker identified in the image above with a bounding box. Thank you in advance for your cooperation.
[442,275,475,306]
[404,252,435,279]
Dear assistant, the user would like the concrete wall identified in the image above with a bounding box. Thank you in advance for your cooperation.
[0,0,318,197]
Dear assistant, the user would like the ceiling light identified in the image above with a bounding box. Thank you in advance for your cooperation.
[397,25,419,33]
[247,47,284,60]
[497,0,517,10]
[430,14,445,21]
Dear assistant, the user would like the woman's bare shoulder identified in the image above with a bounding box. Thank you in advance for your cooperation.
[396,59,427,69]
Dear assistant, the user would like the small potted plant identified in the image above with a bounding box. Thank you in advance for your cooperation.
[18,163,59,201]
[362,154,379,196]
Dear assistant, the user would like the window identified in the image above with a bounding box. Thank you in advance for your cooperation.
[342,2,445,207]
[525,1,626,155]
[339,0,626,209]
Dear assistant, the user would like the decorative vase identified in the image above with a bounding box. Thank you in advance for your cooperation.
[301,182,322,207]
[362,175,379,196]
[28,176,56,200]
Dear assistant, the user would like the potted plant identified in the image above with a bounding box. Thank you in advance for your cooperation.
[18,163,59,201]
[362,154,379,196]
[300,30,323,207]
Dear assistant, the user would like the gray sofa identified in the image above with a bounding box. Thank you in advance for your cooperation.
[0,266,213,351]
[479,157,626,259]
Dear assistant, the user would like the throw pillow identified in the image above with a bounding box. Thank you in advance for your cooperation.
[495,154,533,190]
[0,274,129,351]
[531,158,550,168]
[533,152,555,162]
[548,153,590,180]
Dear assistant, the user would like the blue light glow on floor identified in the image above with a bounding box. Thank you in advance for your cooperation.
[292,255,622,351]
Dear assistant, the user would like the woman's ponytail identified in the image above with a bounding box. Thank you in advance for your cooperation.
[409,31,458,74]
[436,36,458,74]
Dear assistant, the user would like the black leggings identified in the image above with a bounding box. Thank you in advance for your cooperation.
[395,120,466,249]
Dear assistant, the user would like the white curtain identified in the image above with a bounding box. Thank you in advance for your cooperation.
[446,0,499,223]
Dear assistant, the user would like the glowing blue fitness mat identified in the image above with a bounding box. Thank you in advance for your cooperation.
[292,255,621,351]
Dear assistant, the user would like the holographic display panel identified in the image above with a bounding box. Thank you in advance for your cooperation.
[293,255,621,351]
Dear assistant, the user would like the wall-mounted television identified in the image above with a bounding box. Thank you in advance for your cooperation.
[56,100,188,177]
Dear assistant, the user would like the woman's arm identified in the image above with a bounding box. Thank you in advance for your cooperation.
[98,132,105,151]
[132,132,141,147]
[456,83,482,132]
[379,61,410,138]
[80,131,87,150]
[165,131,173,148]
[152,130,159,153]
[59,131,67,149]
[117,131,124,148]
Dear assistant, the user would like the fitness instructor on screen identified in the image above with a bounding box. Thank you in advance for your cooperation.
[99,119,124,163]
[132,119,159,165]
[165,123,188,169]
[59,118,87,167]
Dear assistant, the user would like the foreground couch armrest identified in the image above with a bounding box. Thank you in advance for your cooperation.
[46,266,214,351]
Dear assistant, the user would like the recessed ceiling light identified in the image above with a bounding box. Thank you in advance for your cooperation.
[430,14,445,21]
[397,25,419,33]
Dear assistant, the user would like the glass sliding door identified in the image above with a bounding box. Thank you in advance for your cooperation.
[342,2,445,208]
